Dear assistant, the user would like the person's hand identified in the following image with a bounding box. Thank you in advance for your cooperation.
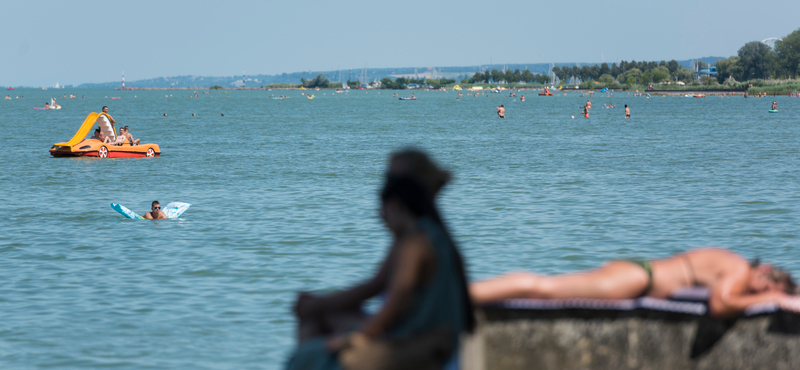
[766,291,789,303]
[326,332,368,353]
[779,295,800,312]
[325,334,350,353]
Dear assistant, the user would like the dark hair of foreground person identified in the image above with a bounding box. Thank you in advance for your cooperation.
[287,150,474,370]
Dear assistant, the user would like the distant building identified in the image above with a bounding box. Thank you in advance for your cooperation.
[695,67,717,79]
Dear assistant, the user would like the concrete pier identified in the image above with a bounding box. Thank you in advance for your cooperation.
[461,308,800,370]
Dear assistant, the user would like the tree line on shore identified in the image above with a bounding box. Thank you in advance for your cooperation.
[715,28,800,84]
[379,77,456,89]
[295,28,800,92]
[469,60,697,86]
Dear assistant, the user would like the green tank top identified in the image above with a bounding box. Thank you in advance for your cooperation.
[387,217,468,346]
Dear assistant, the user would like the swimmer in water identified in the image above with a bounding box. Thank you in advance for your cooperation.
[772,101,777,110]
[497,105,505,119]
[144,201,167,219]
[582,104,589,118]
[586,100,591,109]
[625,105,630,119]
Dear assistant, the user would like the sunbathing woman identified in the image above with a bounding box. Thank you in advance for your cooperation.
[288,151,474,370]
[470,248,797,318]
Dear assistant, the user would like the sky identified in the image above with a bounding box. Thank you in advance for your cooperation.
[1,0,799,87]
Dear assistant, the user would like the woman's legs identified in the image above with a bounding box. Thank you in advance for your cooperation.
[470,261,650,305]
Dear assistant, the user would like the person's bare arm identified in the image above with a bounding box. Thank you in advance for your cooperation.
[359,234,432,339]
[708,265,787,318]
[107,115,115,124]
[144,212,153,219]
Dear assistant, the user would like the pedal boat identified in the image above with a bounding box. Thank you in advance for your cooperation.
[49,112,160,158]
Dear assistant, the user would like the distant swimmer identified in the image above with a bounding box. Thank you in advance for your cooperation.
[101,106,116,124]
[144,201,167,220]
[520,95,525,101]
[45,102,50,109]
[411,93,416,100]
[163,113,167,117]
[586,100,592,109]
[625,105,630,119]
[497,104,505,119]
[582,104,589,118]
[772,101,777,110]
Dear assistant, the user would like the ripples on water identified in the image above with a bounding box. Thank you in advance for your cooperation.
[1,90,798,368]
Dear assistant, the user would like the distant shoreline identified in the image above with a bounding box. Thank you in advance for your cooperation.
[111,86,754,95]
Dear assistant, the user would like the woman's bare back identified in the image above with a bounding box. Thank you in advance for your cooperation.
[649,248,748,298]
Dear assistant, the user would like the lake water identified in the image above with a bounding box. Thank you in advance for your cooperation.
[1,89,798,369]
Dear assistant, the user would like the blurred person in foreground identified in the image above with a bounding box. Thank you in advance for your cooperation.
[470,248,798,318]
[287,149,474,370]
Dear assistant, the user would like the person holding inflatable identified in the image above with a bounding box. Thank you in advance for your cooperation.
[144,201,167,219]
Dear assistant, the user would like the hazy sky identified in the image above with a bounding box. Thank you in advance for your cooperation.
[2,0,799,86]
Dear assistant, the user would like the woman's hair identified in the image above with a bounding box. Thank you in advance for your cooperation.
[751,259,799,295]
[388,148,451,196]
[381,173,476,332]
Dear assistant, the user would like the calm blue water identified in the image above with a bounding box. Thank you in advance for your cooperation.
[1,89,798,369]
